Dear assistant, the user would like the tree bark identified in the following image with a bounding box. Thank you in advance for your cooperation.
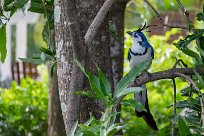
[48,64,66,136]
[109,1,126,134]
[75,0,114,122]
[109,0,126,87]
[55,0,114,134]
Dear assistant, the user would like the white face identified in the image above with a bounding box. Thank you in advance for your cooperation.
[132,32,142,43]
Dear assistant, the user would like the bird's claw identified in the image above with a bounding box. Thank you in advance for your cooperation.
[145,70,152,79]
[134,76,139,84]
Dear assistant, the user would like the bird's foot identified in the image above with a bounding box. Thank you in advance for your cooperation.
[145,70,152,80]
[134,76,139,84]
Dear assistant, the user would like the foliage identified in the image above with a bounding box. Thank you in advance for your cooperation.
[0,74,48,136]
[125,0,198,29]
[71,60,150,136]
[0,25,6,63]
[0,0,55,72]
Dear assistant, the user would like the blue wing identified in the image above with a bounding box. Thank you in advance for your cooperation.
[142,41,154,59]
[128,49,131,61]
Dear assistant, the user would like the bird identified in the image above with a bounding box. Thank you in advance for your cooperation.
[126,23,158,131]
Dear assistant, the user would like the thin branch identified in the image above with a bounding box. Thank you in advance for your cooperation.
[113,67,204,110]
[200,96,204,132]
[171,78,176,136]
[173,59,188,68]
[84,0,117,44]
[175,72,199,91]
[176,0,186,15]
[159,21,188,30]
[143,0,160,18]
[143,0,188,30]
[132,67,204,87]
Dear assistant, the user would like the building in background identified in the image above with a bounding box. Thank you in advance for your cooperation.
[0,11,40,87]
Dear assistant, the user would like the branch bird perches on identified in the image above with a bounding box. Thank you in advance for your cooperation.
[113,67,204,111]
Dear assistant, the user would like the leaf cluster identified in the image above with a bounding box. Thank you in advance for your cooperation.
[71,60,150,136]
[0,76,48,136]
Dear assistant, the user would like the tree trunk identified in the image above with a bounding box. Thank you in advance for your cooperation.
[75,0,114,122]
[55,0,114,135]
[109,0,126,88]
[109,1,126,134]
[48,64,66,136]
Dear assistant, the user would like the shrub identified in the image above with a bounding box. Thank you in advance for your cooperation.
[0,76,48,136]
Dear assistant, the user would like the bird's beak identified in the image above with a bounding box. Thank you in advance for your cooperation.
[126,31,133,36]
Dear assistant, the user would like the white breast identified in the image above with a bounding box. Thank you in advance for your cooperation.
[129,43,152,70]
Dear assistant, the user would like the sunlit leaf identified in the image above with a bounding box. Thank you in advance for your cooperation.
[97,66,111,96]
[0,26,7,63]
[70,120,78,136]
[178,117,191,136]
[197,13,204,21]
[116,87,143,98]
[19,57,44,64]
[121,99,146,112]
[174,31,204,50]
[40,46,53,56]
[114,60,150,97]
[75,60,105,99]
[176,98,201,112]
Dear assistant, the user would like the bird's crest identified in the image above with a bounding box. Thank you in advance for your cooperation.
[137,22,157,32]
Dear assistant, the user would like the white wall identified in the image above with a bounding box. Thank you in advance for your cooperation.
[0,10,39,82]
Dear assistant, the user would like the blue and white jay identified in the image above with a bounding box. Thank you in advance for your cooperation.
[127,24,158,131]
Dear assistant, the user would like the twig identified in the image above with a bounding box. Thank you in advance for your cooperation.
[200,96,204,133]
[143,0,160,18]
[113,67,204,110]
[143,0,188,30]
[175,0,194,31]
[171,78,176,136]
[84,0,117,44]
[176,0,186,14]
[173,59,188,68]
[175,72,199,91]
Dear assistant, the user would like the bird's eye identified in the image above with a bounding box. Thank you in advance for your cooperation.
[134,34,138,37]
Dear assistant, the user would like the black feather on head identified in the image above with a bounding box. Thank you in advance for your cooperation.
[137,22,157,32]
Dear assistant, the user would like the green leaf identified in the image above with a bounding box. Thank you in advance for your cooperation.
[75,60,105,99]
[50,61,57,77]
[40,52,53,62]
[76,117,94,136]
[107,124,127,135]
[29,2,53,14]
[14,0,28,8]
[196,13,204,21]
[174,31,204,50]
[180,48,199,59]
[178,117,192,136]
[97,66,111,96]
[114,60,150,97]
[193,69,204,88]
[116,87,143,98]
[100,127,106,136]
[3,0,15,11]
[0,26,7,63]
[180,87,193,97]
[176,98,201,112]
[121,99,146,112]
[70,120,78,136]
[19,57,44,64]
[40,46,53,56]
[87,73,105,99]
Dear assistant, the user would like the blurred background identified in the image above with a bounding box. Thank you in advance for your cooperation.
[0,0,204,135]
